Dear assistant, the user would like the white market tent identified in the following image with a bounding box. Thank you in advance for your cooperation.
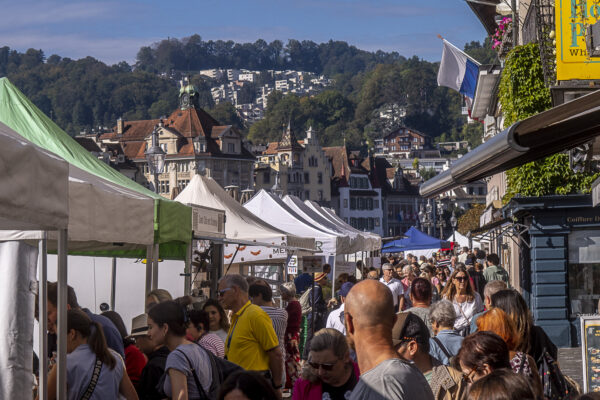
[305,200,382,252]
[175,175,315,263]
[244,189,352,256]
[447,231,483,250]
[283,195,365,253]
[0,122,69,399]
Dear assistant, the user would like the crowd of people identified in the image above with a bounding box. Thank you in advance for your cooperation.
[35,246,588,399]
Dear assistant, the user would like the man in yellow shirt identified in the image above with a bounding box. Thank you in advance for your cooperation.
[218,274,283,393]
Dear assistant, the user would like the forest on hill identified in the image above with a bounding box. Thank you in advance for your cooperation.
[0,36,495,148]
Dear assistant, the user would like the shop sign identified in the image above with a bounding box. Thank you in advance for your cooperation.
[580,315,600,392]
[556,0,600,80]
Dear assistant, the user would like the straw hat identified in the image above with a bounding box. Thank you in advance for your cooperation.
[128,314,149,338]
[314,272,327,282]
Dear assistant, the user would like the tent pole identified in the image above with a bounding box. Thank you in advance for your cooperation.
[110,257,117,310]
[145,246,152,300]
[56,229,68,400]
[184,242,192,296]
[151,244,159,291]
[331,254,336,295]
[38,234,48,400]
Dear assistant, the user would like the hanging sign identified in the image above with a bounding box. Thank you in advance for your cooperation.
[287,255,298,275]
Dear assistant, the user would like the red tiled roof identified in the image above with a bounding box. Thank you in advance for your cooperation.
[323,146,350,184]
[122,142,145,160]
[263,142,279,155]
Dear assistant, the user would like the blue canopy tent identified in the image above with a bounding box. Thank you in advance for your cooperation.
[382,226,450,253]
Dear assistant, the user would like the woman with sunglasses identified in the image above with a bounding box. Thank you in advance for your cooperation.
[292,328,359,400]
[441,266,483,335]
[456,331,511,386]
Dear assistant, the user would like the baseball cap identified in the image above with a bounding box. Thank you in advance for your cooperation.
[129,314,149,338]
[392,312,430,351]
[339,282,354,297]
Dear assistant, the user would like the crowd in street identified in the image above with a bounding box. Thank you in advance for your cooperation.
[35,247,595,399]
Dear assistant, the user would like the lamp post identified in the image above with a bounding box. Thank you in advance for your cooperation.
[419,202,433,236]
[436,202,446,240]
[145,124,166,194]
[145,124,166,293]
[450,210,458,247]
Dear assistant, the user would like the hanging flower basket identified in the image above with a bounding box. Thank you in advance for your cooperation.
[492,17,513,57]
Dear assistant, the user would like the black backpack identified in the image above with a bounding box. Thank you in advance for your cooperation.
[537,350,578,399]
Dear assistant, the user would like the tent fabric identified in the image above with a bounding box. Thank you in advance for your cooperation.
[283,195,364,253]
[305,200,382,252]
[382,226,450,253]
[175,175,314,261]
[0,122,69,231]
[0,78,191,249]
[446,231,482,250]
[244,190,350,256]
[0,241,38,399]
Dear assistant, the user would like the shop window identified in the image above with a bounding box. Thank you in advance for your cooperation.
[568,230,600,316]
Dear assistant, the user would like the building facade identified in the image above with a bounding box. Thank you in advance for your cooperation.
[97,80,255,197]
[254,125,331,204]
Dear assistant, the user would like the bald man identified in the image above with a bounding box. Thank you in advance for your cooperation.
[345,280,434,400]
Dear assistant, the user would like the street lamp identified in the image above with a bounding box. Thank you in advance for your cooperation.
[145,124,166,194]
[436,202,446,240]
[419,202,433,236]
[450,210,458,245]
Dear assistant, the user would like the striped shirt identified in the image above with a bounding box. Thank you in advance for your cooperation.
[198,332,225,358]
[261,306,288,351]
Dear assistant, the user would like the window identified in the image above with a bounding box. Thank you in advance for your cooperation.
[375,218,380,227]
[318,172,323,184]
[228,143,235,153]
[350,198,356,210]
[304,172,310,184]
[263,172,270,184]
[159,180,170,194]
[305,190,310,199]
[318,190,323,201]
[160,143,168,153]
[568,230,600,316]
[177,179,189,189]
[343,199,348,208]
[374,199,379,209]
[288,174,291,183]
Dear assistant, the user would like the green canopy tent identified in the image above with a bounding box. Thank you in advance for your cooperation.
[0,77,192,259]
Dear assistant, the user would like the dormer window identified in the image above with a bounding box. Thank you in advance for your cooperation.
[194,137,207,153]
[228,143,235,153]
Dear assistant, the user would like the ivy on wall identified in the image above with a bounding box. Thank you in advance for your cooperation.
[499,43,599,201]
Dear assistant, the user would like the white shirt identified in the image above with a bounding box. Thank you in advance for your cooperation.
[451,292,483,329]
[326,303,346,334]
[379,277,404,306]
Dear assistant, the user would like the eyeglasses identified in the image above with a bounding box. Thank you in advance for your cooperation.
[463,367,478,384]
[308,359,338,371]
[218,287,233,297]
[454,276,467,282]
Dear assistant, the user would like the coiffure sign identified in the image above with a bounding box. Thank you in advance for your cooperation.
[556,0,600,80]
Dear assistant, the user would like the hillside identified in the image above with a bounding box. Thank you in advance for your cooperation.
[0,36,495,148]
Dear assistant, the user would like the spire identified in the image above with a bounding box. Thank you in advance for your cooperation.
[277,119,303,151]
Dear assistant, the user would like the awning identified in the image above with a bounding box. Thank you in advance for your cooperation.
[421,89,600,198]
[471,65,502,120]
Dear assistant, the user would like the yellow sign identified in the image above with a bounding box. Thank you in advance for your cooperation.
[556,0,600,80]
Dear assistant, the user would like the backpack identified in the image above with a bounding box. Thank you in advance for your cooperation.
[299,287,313,316]
[537,349,578,399]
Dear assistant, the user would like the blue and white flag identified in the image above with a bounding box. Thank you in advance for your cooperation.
[437,39,480,105]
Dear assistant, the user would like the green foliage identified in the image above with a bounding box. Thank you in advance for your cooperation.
[464,38,497,64]
[498,43,551,126]
[505,154,600,198]
[457,204,485,235]
[419,168,437,181]
[207,102,245,131]
[500,43,598,199]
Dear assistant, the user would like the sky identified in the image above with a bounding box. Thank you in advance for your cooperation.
[0,0,489,66]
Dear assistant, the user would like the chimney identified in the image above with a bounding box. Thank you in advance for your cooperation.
[117,117,124,135]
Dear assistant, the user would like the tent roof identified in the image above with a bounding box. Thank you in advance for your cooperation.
[0,122,69,231]
[175,175,314,251]
[446,231,481,250]
[383,226,450,252]
[244,190,350,255]
[0,78,191,253]
[305,200,382,251]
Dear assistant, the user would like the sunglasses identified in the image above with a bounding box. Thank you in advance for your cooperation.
[218,287,233,297]
[308,360,337,371]
[463,367,478,384]
[454,276,468,282]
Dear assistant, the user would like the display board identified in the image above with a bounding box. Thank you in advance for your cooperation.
[581,315,600,392]
[302,256,326,273]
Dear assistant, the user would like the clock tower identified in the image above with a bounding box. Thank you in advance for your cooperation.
[179,77,199,110]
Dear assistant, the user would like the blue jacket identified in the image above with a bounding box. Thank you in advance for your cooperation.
[429,329,464,365]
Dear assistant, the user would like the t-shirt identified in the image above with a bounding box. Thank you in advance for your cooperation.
[164,343,212,399]
[209,329,228,343]
[322,366,358,400]
[405,307,433,336]
[326,303,346,335]
[66,344,124,400]
[483,265,509,284]
[83,309,125,358]
[349,358,434,400]
[225,301,279,371]
[379,277,404,307]
[137,346,169,400]
[198,333,225,358]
